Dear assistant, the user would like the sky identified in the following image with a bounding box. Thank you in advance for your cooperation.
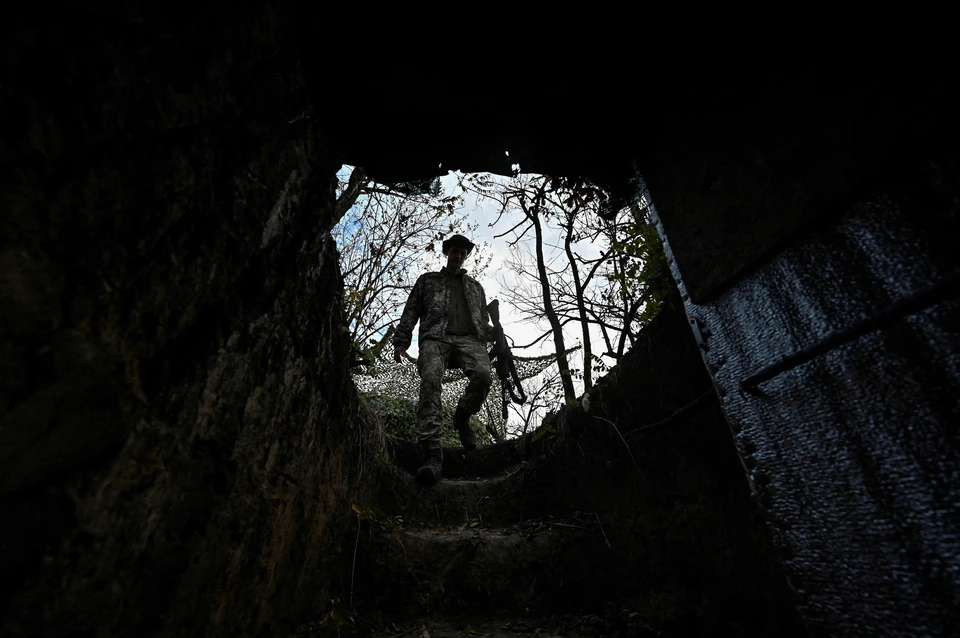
[336,165,622,431]
[436,170,589,357]
[438,171,610,392]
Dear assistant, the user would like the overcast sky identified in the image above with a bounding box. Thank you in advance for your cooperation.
[436,171,609,394]
[336,166,617,427]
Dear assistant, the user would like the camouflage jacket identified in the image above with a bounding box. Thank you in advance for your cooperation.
[393,268,494,349]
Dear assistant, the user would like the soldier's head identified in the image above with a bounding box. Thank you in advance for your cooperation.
[442,234,474,271]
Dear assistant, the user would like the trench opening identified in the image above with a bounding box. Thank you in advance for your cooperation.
[314,165,804,637]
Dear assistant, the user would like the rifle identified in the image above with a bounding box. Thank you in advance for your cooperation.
[487,300,527,420]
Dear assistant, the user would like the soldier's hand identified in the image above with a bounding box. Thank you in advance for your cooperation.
[393,346,406,363]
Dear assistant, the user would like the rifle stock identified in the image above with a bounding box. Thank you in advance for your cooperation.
[487,300,527,420]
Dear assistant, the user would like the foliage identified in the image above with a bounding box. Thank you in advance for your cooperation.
[463,174,581,399]
[360,391,483,448]
[387,177,442,197]
[338,166,673,441]
[354,332,560,443]
[458,173,659,404]
[607,201,673,325]
[333,166,487,354]
[313,598,354,636]
[507,364,566,437]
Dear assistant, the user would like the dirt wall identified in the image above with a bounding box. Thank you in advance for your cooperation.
[2,7,363,637]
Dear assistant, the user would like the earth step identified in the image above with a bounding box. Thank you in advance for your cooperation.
[351,515,615,617]
[294,612,661,637]
[376,464,555,526]
[386,434,550,479]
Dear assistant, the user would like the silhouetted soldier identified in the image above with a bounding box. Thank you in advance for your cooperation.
[393,234,493,486]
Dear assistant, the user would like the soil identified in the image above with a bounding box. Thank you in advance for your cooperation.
[292,300,806,638]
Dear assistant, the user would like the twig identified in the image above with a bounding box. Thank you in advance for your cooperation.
[475,496,487,524]
[626,389,714,438]
[594,416,642,476]
[357,430,364,483]
[594,512,612,549]
[394,534,408,560]
[553,522,587,530]
[383,623,424,638]
[350,513,361,607]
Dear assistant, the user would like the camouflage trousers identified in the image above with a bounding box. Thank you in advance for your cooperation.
[416,335,492,447]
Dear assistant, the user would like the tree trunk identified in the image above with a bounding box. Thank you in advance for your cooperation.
[563,215,593,392]
[525,195,577,402]
[334,166,368,224]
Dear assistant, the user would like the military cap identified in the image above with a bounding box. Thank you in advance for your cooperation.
[441,234,475,255]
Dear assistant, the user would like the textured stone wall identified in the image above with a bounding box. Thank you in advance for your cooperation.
[2,7,363,637]
[653,160,959,635]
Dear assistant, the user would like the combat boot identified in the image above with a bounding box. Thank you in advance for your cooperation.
[416,445,443,487]
[454,408,477,452]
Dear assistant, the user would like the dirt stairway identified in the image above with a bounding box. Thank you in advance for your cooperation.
[294,301,806,637]
[335,438,658,638]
